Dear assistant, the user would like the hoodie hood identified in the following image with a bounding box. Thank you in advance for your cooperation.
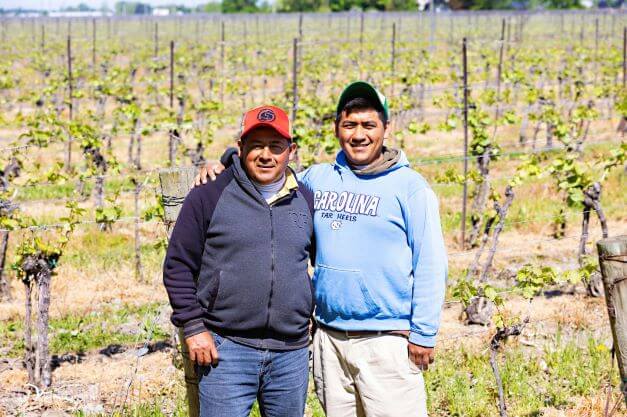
[334,147,409,176]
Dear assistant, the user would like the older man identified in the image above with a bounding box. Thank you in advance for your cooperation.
[164,105,315,417]
[200,82,448,417]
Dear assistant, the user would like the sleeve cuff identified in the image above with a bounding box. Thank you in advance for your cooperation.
[182,318,207,339]
[220,147,238,167]
[409,331,436,348]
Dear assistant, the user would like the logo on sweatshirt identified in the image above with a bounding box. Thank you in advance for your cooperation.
[314,191,380,217]
[289,211,309,229]
[330,220,342,230]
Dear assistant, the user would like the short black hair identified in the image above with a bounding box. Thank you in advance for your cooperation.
[335,97,388,126]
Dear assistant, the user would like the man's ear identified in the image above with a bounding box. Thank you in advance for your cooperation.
[237,140,244,156]
[383,120,392,140]
[288,142,298,162]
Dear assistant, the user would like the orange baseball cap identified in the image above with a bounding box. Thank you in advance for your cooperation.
[240,105,291,140]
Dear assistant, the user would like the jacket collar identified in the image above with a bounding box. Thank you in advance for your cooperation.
[334,148,409,178]
[232,155,298,206]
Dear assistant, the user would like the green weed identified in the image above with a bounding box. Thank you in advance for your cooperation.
[426,335,617,416]
[0,302,170,357]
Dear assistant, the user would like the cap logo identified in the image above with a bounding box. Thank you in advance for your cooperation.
[258,109,276,122]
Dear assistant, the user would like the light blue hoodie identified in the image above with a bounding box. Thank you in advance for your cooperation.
[298,150,448,347]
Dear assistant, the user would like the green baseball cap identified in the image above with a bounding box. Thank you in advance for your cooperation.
[336,81,389,120]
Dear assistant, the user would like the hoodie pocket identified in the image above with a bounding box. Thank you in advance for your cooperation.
[313,265,380,320]
[197,270,221,312]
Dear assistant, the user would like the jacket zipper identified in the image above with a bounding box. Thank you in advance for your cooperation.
[262,206,275,348]
[263,191,295,348]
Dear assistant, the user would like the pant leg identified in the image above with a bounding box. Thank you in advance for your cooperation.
[197,332,260,417]
[257,346,309,417]
[178,327,200,417]
[312,327,366,417]
[349,334,428,417]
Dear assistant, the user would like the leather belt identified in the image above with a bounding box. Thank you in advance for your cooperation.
[322,325,409,339]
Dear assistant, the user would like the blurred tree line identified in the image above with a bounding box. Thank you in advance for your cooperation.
[275,0,418,12]
[215,0,598,12]
[110,0,612,15]
[0,0,607,16]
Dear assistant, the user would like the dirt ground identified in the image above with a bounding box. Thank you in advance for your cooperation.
[0,280,618,417]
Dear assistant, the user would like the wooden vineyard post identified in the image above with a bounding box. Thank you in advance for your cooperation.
[66,35,73,174]
[92,18,96,68]
[560,13,564,41]
[391,21,396,74]
[505,18,511,52]
[494,19,505,123]
[169,40,174,110]
[580,13,584,47]
[359,12,364,63]
[623,27,626,89]
[461,37,469,249]
[298,14,303,66]
[594,18,599,84]
[429,0,435,53]
[448,13,453,47]
[159,166,202,417]
[291,38,298,126]
[390,22,396,98]
[359,12,365,79]
[243,19,247,45]
[168,40,176,167]
[596,235,627,405]
[620,27,626,137]
[220,21,225,107]
[195,18,200,45]
[31,18,36,44]
[154,22,158,58]
[0,229,10,301]
[291,37,301,171]
[132,178,143,282]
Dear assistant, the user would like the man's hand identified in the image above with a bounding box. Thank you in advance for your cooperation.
[194,162,225,186]
[185,331,219,366]
[408,343,435,371]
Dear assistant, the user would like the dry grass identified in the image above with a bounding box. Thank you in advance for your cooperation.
[0,264,164,322]
[540,391,625,417]
[0,349,183,416]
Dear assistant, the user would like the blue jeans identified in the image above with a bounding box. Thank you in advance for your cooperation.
[197,331,309,417]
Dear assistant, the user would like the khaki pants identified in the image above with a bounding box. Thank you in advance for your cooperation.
[312,326,428,417]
